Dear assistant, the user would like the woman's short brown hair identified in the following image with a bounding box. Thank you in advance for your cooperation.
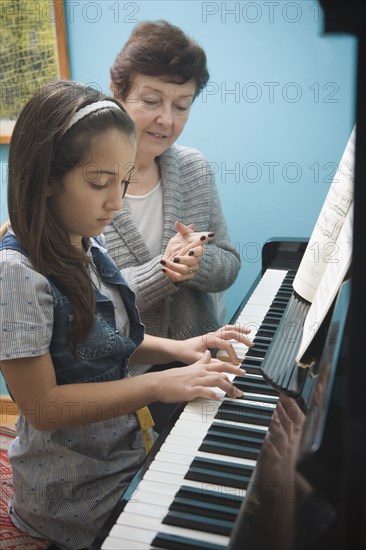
[110,20,209,101]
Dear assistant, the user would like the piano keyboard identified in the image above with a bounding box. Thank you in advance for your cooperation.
[99,268,295,550]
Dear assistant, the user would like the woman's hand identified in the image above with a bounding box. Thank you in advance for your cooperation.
[152,350,244,403]
[178,324,254,366]
[161,220,214,283]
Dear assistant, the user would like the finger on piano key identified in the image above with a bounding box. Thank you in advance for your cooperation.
[217,269,289,362]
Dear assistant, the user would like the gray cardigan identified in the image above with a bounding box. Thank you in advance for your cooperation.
[104,144,241,340]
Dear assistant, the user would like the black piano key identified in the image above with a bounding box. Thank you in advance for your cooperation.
[170,495,239,522]
[270,302,288,312]
[237,393,278,405]
[199,438,261,460]
[245,347,267,359]
[167,485,242,526]
[261,317,281,328]
[233,374,279,396]
[216,400,274,426]
[249,341,269,354]
[185,457,254,488]
[273,292,292,300]
[199,423,265,459]
[252,335,271,345]
[240,358,262,374]
[257,321,278,332]
[163,510,234,537]
[265,307,285,317]
[152,532,225,550]
[205,422,266,446]
[255,327,277,340]
[270,307,287,315]
[177,484,242,509]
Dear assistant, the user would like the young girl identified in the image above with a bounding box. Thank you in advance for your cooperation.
[0,81,252,550]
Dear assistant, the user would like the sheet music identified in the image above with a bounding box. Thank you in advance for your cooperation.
[293,126,355,303]
[296,202,353,362]
[292,126,355,362]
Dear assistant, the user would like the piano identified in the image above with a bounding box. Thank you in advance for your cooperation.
[91,2,365,548]
[90,238,350,550]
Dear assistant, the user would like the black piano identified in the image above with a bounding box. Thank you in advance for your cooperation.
[90,2,365,549]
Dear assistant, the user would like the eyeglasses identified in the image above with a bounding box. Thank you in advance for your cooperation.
[121,165,136,197]
[122,177,131,198]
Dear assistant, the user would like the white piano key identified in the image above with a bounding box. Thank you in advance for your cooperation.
[188,396,276,409]
[176,413,272,436]
[229,397,277,410]
[124,499,166,518]
[104,525,155,546]
[173,411,215,426]
[101,535,152,550]
[194,450,256,468]
[137,478,181,496]
[237,303,273,318]
[169,419,268,436]
[143,469,247,498]
[143,468,188,485]
[169,416,270,437]
[240,391,279,402]
[152,449,254,468]
[156,450,200,466]
[161,441,199,455]
[131,489,174,507]
[164,433,203,447]
[149,459,189,476]
[117,511,167,529]
[109,520,230,547]
[247,292,284,306]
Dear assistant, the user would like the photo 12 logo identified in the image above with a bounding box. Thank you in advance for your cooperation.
[200,81,339,104]
[201,2,321,24]
[0,1,140,24]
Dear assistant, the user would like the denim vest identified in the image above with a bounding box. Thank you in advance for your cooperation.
[0,233,145,386]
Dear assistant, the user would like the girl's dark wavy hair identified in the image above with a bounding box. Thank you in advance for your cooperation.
[110,20,210,100]
[8,80,135,346]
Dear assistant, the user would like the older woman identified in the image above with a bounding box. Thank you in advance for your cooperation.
[104,20,241,350]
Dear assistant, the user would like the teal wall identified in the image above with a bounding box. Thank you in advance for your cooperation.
[0,0,357,322]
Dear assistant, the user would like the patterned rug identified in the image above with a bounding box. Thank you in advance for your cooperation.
[0,425,49,549]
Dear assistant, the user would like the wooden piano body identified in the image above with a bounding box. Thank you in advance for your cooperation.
[91,2,365,548]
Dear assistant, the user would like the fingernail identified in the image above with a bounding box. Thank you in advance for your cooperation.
[162,268,166,273]
[208,232,215,237]
[173,257,180,263]
[160,259,166,265]
[200,235,206,241]
[188,250,194,256]
[235,388,243,397]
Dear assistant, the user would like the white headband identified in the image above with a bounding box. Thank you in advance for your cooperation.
[64,100,121,133]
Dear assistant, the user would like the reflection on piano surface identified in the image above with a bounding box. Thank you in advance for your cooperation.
[229,278,351,550]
